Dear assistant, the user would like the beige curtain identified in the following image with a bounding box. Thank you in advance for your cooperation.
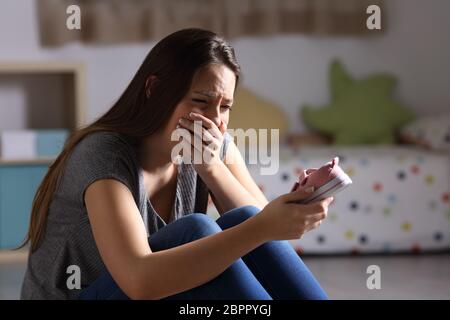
[38,0,384,47]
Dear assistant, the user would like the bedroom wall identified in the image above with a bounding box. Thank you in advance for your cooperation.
[0,0,449,132]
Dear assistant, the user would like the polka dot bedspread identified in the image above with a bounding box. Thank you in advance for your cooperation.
[208,145,450,254]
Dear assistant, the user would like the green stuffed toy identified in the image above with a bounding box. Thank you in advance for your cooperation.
[302,60,416,145]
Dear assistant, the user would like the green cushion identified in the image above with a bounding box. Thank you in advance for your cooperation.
[302,60,416,145]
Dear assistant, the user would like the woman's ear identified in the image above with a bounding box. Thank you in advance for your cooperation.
[145,75,159,98]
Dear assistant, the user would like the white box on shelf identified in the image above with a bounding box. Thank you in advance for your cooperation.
[0,86,27,130]
[0,130,37,160]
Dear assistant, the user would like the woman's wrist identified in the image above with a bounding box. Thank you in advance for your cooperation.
[219,212,269,249]
[194,159,226,180]
[243,210,272,243]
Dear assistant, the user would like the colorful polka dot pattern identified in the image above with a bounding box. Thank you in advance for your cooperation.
[217,146,450,254]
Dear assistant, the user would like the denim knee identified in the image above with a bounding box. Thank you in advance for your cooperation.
[233,205,261,220]
[216,205,262,231]
[180,213,222,239]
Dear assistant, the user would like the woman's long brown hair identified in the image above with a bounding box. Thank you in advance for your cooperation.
[19,28,240,252]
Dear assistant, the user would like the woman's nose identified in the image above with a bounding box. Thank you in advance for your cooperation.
[203,109,221,127]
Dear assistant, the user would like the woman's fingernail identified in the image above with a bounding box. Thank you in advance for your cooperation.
[305,186,315,193]
[189,112,195,118]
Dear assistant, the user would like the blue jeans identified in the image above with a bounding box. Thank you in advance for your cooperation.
[77,205,328,300]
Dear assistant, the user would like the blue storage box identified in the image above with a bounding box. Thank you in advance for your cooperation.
[0,165,49,249]
[36,129,68,157]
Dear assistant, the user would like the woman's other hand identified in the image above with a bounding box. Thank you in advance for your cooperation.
[254,187,333,241]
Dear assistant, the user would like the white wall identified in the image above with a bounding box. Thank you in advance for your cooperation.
[0,0,449,131]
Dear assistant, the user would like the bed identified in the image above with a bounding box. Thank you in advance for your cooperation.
[208,144,450,254]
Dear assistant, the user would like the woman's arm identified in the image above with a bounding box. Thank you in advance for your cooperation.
[86,176,331,299]
[199,140,269,215]
[223,141,269,207]
[85,179,269,300]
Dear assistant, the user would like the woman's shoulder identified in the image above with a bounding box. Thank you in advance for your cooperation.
[66,130,139,174]
[72,131,137,159]
[61,131,140,202]
[79,131,136,150]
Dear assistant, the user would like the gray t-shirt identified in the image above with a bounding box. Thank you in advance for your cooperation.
[20,130,232,299]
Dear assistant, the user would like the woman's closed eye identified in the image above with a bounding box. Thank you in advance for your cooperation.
[192,98,207,104]
[192,98,232,111]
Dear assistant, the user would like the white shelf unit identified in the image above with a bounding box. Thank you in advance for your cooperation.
[0,61,88,249]
[0,61,87,164]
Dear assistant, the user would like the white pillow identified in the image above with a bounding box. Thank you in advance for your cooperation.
[401,114,450,151]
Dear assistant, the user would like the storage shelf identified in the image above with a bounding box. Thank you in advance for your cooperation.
[0,61,87,130]
[0,61,84,74]
[0,157,55,166]
[0,61,85,249]
[0,248,29,263]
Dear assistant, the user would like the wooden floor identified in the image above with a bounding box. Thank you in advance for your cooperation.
[1,249,449,300]
[302,253,450,299]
